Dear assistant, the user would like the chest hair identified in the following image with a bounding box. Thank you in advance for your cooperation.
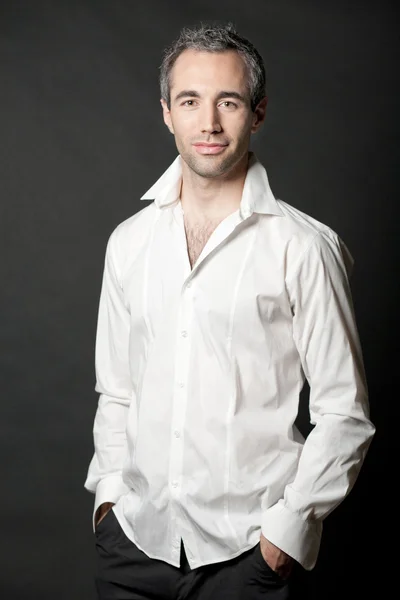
[184,217,221,268]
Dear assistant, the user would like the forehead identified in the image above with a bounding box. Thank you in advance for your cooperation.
[170,49,248,93]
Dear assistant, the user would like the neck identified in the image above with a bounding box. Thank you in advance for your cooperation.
[180,152,249,221]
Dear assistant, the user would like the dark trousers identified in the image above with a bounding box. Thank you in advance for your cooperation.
[95,509,304,600]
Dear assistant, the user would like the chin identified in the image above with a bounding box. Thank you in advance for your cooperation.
[186,152,239,179]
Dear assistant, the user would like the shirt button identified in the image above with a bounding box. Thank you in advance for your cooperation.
[172,481,178,488]
[181,330,188,338]
[174,430,181,438]
[186,281,192,288]
[178,381,184,388]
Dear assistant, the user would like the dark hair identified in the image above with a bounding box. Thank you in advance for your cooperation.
[159,22,266,112]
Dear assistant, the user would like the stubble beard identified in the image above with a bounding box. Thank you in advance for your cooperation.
[178,140,248,180]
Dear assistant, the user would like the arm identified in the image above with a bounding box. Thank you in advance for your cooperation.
[261,229,375,570]
[84,229,132,530]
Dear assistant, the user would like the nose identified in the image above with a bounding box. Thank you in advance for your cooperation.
[200,103,222,134]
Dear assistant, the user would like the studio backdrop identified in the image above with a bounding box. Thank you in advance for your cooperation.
[1,1,397,599]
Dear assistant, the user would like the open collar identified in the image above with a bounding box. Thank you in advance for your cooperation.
[140,152,283,218]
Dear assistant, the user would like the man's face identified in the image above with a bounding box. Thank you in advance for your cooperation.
[161,50,267,179]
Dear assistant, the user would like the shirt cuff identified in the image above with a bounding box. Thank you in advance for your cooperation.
[261,501,323,570]
[92,475,130,531]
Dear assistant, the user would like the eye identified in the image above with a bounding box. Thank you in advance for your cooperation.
[219,101,237,109]
[182,100,197,107]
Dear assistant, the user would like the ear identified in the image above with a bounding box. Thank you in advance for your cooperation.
[251,96,268,134]
[160,99,174,134]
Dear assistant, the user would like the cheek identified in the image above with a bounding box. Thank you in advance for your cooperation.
[221,108,251,127]
[227,116,252,141]
[179,117,196,135]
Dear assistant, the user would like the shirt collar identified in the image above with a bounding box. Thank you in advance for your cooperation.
[140,152,283,217]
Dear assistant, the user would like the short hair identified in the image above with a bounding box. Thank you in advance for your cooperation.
[159,22,266,112]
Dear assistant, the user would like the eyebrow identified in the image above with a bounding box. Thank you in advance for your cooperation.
[173,90,247,103]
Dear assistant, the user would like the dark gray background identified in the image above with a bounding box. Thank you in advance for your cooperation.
[1,1,397,598]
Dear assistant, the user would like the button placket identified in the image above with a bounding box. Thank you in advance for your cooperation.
[168,283,193,503]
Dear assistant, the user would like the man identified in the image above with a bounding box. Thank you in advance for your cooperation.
[84,23,375,599]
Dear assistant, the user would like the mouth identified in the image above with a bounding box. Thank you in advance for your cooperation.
[192,143,228,155]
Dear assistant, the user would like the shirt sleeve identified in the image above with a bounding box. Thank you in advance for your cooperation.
[84,229,132,530]
[261,229,375,570]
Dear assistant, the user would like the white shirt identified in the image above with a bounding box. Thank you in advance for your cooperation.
[84,152,375,571]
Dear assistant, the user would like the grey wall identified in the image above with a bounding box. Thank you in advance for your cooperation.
[1,1,397,598]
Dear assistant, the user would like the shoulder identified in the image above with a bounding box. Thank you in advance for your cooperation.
[105,202,157,273]
[274,199,354,280]
[111,202,157,246]
[276,199,336,239]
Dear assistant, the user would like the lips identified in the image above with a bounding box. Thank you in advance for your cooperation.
[193,143,228,155]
